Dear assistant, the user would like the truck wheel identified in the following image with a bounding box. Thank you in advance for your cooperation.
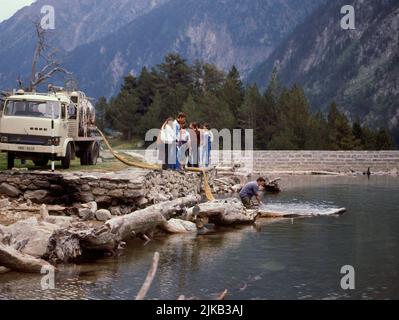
[88,142,100,165]
[33,158,49,167]
[62,143,72,169]
[7,152,15,170]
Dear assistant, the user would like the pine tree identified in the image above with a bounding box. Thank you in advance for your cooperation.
[237,84,261,131]
[198,91,235,130]
[375,128,396,150]
[95,96,108,132]
[221,65,244,124]
[141,90,163,135]
[182,94,201,124]
[327,102,356,150]
[306,111,329,150]
[269,85,312,149]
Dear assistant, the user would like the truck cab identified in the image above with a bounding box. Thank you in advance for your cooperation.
[0,86,101,169]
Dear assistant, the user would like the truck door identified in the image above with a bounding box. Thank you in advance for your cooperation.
[67,103,78,138]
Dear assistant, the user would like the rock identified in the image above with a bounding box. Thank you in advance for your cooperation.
[231,184,243,193]
[136,196,149,207]
[108,189,124,198]
[1,217,61,257]
[110,206,122,216]
[82,201,98,214]
[79,192,94,203]
[24,190,49,203]
[0,183,21,198]
[162,219,197,233]
[123,190,144,198]
[95,195,112,205]
[92,188,107,196]
[95,209,112,221]
[78,208,94,221]
[33,180,50,188]
[0,198,11,209]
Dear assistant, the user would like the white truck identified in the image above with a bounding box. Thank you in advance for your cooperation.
[0,85,101,169]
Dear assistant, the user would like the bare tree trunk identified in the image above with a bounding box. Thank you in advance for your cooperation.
[0,243,53,273]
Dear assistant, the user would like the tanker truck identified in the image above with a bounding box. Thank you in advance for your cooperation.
[0,85,101,169]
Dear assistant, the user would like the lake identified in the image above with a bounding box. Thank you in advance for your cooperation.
[1,175,398,300]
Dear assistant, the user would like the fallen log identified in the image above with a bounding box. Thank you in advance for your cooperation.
[48,195,201,259]
[0,243,53,273]
[186,198,258,226]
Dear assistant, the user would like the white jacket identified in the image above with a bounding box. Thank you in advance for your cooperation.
[160,125,175,144]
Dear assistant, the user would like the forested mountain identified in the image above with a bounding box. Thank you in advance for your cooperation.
[0,0,168,90]
[249,0,399,131]
[0,0,325,97]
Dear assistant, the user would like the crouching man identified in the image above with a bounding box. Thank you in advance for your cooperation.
[239,177,266,209]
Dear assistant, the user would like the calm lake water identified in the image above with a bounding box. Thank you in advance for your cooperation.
[1,176,398,300]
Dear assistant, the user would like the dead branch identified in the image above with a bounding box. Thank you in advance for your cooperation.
[29,21,71,91]
[136,252,160,300]
[217,289,228,300]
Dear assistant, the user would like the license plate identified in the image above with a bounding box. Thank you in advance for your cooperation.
[17,146,35,151]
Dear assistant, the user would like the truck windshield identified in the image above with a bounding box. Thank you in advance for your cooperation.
[4,100,60,118]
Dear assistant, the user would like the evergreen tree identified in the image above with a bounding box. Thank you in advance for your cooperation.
[221,65,244,124]
[327,102,356,150]
[237,84,262,131]
[269,85,312,150]
[141,90,163,134]
[306,111,329,150]
[95,96,108,132]
[198,91,235,130]
[375,128,396,150]
[182,94,201,124]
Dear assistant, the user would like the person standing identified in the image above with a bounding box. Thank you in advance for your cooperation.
[159,117,175,170]
[239,177,266,209]
[177,125,190,169]
[172,112,187,170]
[187,122,200,168]
[201,123,213,168]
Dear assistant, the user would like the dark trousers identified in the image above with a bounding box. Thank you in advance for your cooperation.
[240,196,252,209]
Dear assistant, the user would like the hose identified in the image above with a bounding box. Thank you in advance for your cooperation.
[97,128,214,201]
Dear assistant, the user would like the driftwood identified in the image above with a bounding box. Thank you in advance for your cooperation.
[135,252,160,300]
[81,195,200,248]
[185,198,258,226]
[0,243,53,273]
[0,195,257,272]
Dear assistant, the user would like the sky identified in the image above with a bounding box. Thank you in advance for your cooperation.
[0,0,36,22]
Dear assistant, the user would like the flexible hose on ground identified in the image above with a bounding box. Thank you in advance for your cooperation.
[96,128,215,201]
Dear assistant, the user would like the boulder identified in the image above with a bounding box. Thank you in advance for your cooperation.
[162,219,197,234]
[79,192,94,203]
[0,183,21,198]
[78,208,94,221]
[95,209,112,222]
[110,206,122,216]
[24,190,49,203]
[0,198,11,209]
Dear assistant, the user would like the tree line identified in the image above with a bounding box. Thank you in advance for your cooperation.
[95,53,396,150]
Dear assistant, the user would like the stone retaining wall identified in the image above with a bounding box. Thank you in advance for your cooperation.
[0,170,201,211]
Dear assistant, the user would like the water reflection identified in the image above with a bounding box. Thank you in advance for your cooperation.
[0,176,398,300]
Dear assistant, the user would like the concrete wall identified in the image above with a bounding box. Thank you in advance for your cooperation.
[134,150,399,173]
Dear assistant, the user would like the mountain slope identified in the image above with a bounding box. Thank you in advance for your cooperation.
[0,0,168,89]
[62,0,325,98]
[248,0,399,128]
